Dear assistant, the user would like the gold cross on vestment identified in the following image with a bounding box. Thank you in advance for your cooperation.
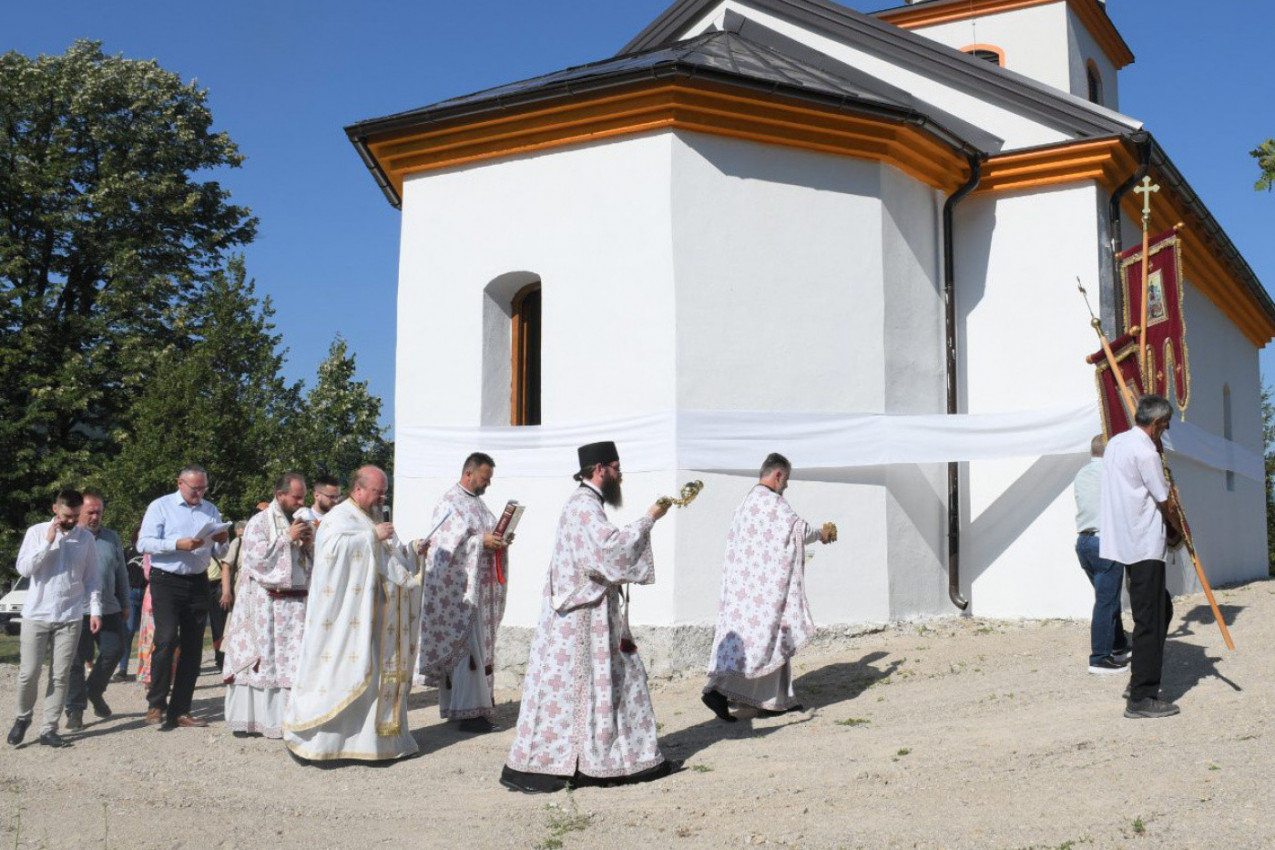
[322,619,333,630]
[349,616,361,628]
[348,652,360,664]
[322,586,334,598]
[320,652,332,664]
[1134,175,1160,225]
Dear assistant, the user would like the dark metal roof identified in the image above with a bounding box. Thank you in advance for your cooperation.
[620,0,1140,139]
[347,28,982,149]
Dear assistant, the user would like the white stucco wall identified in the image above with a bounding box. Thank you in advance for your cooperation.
[393,132,682,628]
[956,183,1108,618]
[1066,7,1119,110]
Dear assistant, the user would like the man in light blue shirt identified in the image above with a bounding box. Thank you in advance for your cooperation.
[8,489,102,748]
[1073,434,1130,675]
[138,465,229,728]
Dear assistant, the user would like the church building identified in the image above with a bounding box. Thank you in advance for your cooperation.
[346,0,1272,665]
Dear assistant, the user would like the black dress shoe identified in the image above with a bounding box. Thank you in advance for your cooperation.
[701,689,736,723]
[457,716,499,734]
[88,693,112,719]
[38,730,67,748]
[7,717,31,746]
[756,704,805,718]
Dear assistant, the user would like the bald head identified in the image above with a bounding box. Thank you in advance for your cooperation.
[350,465,388,514]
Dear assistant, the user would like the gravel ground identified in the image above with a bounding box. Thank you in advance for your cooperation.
[0,578,1270,850]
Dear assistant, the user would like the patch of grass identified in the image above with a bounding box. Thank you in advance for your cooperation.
[0,633,19,665]
[1208,764,1220,771]
[896,748,911,756]
[536,794,593,850]
[690,764,713,773]
[1132,816,1145,835]
[835,718,870,727]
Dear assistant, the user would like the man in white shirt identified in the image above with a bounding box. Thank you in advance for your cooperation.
[295,475,341,525]
[1099,395,1182,719]
[1072,435,1130,674]
[138,464,229,729]
[8,489,103,748]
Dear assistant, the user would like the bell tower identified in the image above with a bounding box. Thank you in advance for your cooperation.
[875,0,1134,110]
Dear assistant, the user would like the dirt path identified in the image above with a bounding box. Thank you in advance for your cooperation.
[1,579,1270,850]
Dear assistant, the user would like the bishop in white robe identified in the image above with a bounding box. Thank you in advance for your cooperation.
[222,474,312,738]
[703,454,833,721]
[502,441,675,793]
[283,466,423,763]
[417,453,509,732]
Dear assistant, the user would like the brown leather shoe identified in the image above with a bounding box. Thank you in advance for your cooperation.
[145,708,164,725]
[172,714,208,728]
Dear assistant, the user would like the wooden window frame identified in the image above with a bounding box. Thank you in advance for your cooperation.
[511,282,542,426]
[960,43,1006,67]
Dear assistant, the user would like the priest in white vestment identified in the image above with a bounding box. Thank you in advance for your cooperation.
[283,466,424,763]
[502,441,675,793]
[222,472,313,738]
[702,453,833,722]
[417,452,509,733]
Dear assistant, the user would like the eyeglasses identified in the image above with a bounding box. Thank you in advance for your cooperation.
[179,481,208,492]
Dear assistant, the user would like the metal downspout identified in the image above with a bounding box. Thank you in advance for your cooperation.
[943,153,982,611]
[1107,132,1152,332]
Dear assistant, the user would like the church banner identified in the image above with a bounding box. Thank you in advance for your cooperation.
[1119,227,1190,412]
[1087,332,1143,438]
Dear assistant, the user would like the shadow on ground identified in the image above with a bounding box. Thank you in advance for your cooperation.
[1161,602,1244,702]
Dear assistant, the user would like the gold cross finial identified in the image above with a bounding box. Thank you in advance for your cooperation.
[1134,175,1160,224]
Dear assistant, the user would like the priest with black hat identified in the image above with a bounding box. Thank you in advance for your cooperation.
[501,441,677,793]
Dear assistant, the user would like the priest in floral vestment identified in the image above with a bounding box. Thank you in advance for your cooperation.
[222,473,313,738]
[501,441,675,793]
[417,452,509,733]
[283,466,424,763]
[702,453,833,722]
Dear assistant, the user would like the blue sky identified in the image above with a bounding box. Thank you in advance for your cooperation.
[7,1,1274,431]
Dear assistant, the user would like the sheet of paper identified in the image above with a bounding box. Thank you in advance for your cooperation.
[193,521,232,548]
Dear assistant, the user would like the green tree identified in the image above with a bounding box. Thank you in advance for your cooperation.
[1253,139,1275,192]
[95,258,299,539]
[0,41,255,567]
[292,336,393,483]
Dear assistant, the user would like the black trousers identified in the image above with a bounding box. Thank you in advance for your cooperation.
[1125,559,1173,702]
[207,580,231,666]
[146,570,209,719]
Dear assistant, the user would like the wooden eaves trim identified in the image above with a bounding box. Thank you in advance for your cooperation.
[878,0,1134,70]
[362,78,972,197]
[977,137,1275,346]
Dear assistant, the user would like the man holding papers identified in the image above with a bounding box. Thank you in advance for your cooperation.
[138,464,229,729]
[417,453,512,733]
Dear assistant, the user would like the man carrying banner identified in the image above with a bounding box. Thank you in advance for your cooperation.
[1099,395,1182,719]
[702,453,833,722]
[417,452,510,733]
[501,441,674,793]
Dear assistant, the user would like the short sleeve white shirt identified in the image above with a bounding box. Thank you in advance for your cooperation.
[1099,427,1170,564]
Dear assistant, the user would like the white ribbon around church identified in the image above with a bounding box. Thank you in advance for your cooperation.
[396,402,1263,482]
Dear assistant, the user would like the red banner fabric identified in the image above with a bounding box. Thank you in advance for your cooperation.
[1088,333,1144,438]
[1118,228,1190,412]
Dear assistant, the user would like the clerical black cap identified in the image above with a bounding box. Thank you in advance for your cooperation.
[577,441,619,469]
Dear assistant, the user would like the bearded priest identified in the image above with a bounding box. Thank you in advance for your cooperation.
[221,472,313,738]
[501,441,676,793]
[417,452,510,733]
[283,466,424,764]
[702,453,834,723]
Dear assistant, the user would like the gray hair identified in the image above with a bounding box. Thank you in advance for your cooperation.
[1089,435,1106,457]
[234,520,248,532]
[178,464,208,480]
[759,453,792,479]
[1134,394,1173,427]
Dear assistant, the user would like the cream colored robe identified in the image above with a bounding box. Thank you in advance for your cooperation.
[282,500,421,762]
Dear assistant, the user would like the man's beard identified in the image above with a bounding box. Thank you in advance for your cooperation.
[472,483,488,496]
[601,476,623,508]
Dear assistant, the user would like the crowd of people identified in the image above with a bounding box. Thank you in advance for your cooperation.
[7,394,1185,790]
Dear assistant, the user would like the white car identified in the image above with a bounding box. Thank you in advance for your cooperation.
[0,576,29,635]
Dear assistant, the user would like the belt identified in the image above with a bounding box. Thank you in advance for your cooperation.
[1078,530,1098,536]
[266,589,309,599]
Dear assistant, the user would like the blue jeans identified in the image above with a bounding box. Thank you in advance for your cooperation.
[118,587,145,675]
[1075,534,1130,665]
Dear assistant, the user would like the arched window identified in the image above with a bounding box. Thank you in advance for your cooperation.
[1222,383,1234,492]
[960,44,1005,67]
[1086,61,1103,105]
[511,282,541,426]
